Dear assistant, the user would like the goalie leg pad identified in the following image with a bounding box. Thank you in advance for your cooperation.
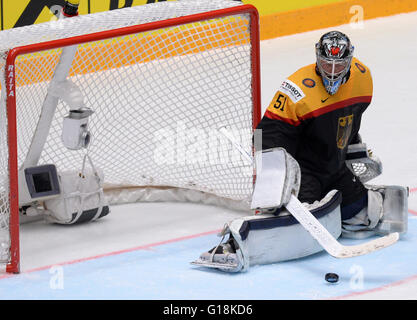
[192,190,341,272]
[369,185,408,235]
[342,185,408,239]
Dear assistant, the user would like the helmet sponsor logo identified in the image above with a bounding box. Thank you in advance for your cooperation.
[337,114,354,149]
[279,79,305,103]
[302,78,316,88]
[355,62,366,73]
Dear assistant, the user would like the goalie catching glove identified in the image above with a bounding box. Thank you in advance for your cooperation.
[345,136,382,183]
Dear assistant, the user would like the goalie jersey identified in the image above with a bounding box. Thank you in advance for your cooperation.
[256,57,373,177]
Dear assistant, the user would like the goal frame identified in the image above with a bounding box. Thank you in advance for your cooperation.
[4,4,261,273]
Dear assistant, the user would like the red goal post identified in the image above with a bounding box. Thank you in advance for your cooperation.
[2,1,261,273]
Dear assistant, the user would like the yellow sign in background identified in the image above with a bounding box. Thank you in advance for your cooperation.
[1,0,416,39]
[243,0,343,15]
[1,0,176,30]
[1,0,343,30]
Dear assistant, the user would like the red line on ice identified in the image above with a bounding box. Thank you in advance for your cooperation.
[0,229,221,280]
[330,273,417,300]
[409,209,417,216]
[2,186,416,280]
[409,187,417,215]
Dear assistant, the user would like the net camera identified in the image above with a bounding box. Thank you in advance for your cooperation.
[62,107,94,150]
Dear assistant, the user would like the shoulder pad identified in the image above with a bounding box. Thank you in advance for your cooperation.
[351,58,371,76]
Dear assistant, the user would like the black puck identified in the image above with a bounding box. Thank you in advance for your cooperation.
[325,273,339,283]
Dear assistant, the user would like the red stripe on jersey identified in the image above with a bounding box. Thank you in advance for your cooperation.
[264,96,372,126]
[264,110,301,126]
[300,96,372,121]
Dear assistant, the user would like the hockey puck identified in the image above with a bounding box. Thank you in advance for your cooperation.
[325,273,339,283]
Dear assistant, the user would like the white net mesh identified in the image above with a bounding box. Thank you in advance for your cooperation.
[0,0,258,267]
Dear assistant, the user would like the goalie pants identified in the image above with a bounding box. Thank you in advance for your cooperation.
[298,166,367,221]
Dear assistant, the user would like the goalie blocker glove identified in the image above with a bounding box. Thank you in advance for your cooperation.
[250,147,301,213]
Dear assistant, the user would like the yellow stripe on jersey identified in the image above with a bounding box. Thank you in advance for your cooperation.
[265,90,302,125]
[264,57,372,126]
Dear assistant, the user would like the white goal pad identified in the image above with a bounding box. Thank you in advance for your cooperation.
[193,190,342,272]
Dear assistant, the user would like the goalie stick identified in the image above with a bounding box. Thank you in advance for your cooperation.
[219,127,399,258]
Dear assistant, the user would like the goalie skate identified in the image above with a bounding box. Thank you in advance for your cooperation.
[191,238,243,272]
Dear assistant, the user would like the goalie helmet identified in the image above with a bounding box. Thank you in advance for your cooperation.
[316,31,354,95]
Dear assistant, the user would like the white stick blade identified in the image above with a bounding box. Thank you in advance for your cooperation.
[286,195,400,259]
[334,232,399,258]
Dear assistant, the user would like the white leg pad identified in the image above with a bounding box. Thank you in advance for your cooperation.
[219,190,342,271]
[342,185,408,239]
[369,185,408,235]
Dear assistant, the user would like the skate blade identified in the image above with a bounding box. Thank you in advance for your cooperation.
[190,259,239,272]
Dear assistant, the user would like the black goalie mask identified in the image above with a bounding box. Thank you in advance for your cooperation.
[316,31,354,95]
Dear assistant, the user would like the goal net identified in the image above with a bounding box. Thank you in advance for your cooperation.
[0,0,260,273]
